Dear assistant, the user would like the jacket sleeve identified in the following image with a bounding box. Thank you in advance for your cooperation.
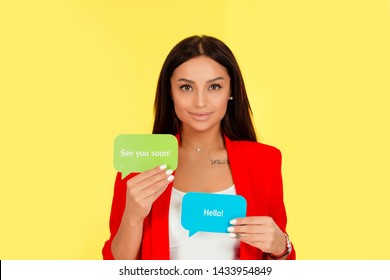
[102,172,136,260]
[268,149,296,260]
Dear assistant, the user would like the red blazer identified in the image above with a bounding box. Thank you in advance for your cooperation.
[102,135,296,260]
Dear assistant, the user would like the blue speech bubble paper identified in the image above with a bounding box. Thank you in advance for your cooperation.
[181,192,247,237]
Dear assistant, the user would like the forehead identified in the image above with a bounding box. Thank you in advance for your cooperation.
[171,56,229,81]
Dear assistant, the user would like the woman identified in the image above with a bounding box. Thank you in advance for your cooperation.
[102,35,295,260]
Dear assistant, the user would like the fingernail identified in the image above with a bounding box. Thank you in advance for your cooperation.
[230,219,237,225]
[229,233,236,238]
[159,164,167,170]
[227,226,235,232]
[165,169,173,175]
[167,175,175,182]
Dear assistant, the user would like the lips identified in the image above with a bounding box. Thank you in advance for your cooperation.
[189,112,212,121]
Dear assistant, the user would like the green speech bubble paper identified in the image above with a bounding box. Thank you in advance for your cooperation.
[114,134,178,178]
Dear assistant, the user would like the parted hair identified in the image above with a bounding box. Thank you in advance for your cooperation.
[152,35,257,142]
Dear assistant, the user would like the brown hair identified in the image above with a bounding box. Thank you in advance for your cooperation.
[152,35,257,141]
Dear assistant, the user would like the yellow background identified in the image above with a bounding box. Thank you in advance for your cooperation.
[1,0,389,259]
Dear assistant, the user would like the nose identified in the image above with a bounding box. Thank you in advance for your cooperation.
[194,90,207,108]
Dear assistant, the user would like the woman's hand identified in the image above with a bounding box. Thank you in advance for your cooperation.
[228,216,287,256]
[111,164,174,259]
[123,164,174,223]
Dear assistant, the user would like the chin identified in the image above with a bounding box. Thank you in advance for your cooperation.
[182,121,221,133]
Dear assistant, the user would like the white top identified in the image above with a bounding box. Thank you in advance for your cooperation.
[169,185,240,260]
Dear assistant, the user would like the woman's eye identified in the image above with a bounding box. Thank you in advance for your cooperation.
[180,85,193,92]
[209,84,222,91]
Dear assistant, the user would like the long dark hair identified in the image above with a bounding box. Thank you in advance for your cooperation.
[152,35,257,141]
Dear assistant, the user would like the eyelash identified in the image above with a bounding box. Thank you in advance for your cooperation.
[209,84,222,91]
[180,85,193,92]
[179,84,222,92]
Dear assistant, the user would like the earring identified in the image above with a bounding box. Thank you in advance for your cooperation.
[229,96,233,100]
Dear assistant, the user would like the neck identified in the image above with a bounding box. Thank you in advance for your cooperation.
[180,128,225,152]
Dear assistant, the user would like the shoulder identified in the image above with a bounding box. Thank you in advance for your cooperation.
[228,139,281,159]
[226,139,282,169]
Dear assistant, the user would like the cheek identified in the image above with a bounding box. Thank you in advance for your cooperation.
[219,101,229,116]
[172,91,191,108]
[172,98,187,117]
[214,98,229,112]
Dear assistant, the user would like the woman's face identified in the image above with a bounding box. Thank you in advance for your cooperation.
[170,55,231,134]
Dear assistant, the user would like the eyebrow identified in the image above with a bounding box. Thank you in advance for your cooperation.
[177,77,225,83]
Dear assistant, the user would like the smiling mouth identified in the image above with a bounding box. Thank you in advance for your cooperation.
[191,113,210,116]
[189,112,212,120]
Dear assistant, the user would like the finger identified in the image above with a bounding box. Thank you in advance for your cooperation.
[229,231,263,241]
[230,216,273,226]
[126,168,173,202]
[239,239,257,247]
[144,180,172,204]
[141,175,174,199]
[130,164,169,184]
[229,232,248,239]
[239,239,268,251]
[239,233,265,243]
[227,225,267,234]
[137,169,174,192]
[128,167,173,193]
